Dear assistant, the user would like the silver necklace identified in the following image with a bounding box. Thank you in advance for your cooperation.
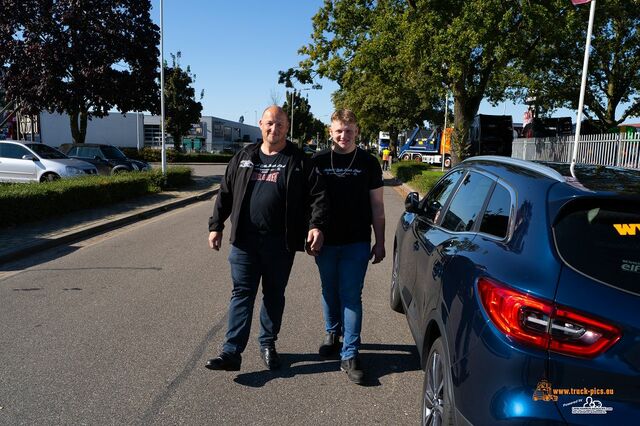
[331,146,358,177]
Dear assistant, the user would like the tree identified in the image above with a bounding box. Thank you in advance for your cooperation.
[283,90,317,146]
[523,1,640,131]
[291,0,574,165]
[0,0,160,143]
[164,52,203,152]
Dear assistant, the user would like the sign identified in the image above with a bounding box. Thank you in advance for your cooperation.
[570,0,591,5]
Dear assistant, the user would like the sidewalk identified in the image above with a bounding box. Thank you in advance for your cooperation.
[0,175,220,264]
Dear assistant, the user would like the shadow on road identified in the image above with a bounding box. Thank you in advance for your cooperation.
[233,343,420,388]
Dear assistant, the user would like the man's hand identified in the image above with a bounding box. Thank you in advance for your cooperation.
[306,228,324,256]
[208,231,223,251]
[370,242,385,264]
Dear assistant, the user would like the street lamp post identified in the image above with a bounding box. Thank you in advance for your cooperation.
[160,0,166,175]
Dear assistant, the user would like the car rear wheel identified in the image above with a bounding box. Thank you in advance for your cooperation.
[390,249,404,313]
[413,154,423,162]
[422,337,454,426]
[443,156,451,168]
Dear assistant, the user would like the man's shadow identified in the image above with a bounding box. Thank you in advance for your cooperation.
[233,343,420,388]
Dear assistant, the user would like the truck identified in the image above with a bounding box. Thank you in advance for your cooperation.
[522,117,573,138]
[398,126,453,168]
[469,114,514,157]
[377,131,390,155]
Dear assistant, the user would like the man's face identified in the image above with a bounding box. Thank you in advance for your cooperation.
[330,120,359,152]
[259,108,288,147]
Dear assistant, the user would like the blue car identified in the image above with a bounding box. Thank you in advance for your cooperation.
[391,156,640,425]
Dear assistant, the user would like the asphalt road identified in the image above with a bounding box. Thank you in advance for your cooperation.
[0,179,423,425]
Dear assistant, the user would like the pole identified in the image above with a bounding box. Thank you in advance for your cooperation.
[160,0,167,175]
[290,91,294,143]
[570,0,596,177]
[442,92,448,172]
[136,112,141,151]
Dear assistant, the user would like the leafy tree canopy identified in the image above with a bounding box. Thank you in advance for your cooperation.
[0,0,160,143]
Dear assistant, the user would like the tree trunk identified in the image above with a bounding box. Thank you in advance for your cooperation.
[69,108,88,144]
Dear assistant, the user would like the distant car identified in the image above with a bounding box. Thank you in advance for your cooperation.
[61,143,151,175]
[0,140,98,182]
[392,156,640,425]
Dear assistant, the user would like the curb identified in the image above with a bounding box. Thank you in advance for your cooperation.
[0,186,219,265]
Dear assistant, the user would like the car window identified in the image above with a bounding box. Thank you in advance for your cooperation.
[76,146,101,158]
[441,172,494,232]
[419,170,464,223]
[66,147,79,156]
[553,200,640,295]
[0,143,31,159]
[479,183,512,238]
[101,145,127,159]
[24,143,68,159]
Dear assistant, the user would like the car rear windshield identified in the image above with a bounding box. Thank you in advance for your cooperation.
[553,200,640,295]
[101,146,127,159]
[25,143,68,159]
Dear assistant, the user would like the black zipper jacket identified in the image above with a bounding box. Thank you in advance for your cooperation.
[208,142,328,252]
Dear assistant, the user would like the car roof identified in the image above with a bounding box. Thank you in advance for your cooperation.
[462,156,640,196]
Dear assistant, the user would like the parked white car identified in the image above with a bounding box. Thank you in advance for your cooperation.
[0,140,98,182]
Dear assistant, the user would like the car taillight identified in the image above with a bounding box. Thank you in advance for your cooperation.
[478,278,621,358]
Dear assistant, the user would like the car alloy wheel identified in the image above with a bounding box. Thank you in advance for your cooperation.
[422,337,454,426]
[390,248,404,313]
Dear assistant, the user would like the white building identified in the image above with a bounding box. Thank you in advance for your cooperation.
[35,111,261,153]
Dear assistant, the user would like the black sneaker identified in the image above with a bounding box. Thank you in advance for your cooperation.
[340,356,365,385]
[205,352,241,371]
[318,332,341,358]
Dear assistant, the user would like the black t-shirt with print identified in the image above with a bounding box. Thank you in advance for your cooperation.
[237,149,288,239]
[313,147,383,245]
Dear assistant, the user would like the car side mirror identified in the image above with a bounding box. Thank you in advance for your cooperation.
[404,192,420,213]
[22,155,36,161]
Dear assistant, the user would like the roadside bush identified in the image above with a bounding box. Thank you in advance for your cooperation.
[392,162,431,182]
[0,166,193,227]
[147,166,192,189]
[121,147,232,164]
[411,170,445,195]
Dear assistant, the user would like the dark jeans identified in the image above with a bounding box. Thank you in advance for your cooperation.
[315,242,370,360]
[222,234,295,356]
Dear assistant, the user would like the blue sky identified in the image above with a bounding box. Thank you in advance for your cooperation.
[147,1,610,127]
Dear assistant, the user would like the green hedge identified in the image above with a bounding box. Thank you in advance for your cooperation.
[0,167,192,227]
[122,148,233,164]
[390,162,445,195]
[391,162,432,182]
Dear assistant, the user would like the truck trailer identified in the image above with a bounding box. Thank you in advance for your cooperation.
[469,114,514,157]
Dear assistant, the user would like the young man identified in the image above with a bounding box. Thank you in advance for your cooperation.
[311,109,385,384]
[206,105,327,371]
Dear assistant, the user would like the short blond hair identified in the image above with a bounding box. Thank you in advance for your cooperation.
[331,109,358,126]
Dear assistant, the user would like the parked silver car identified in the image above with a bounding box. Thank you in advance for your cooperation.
[0,141,98,182]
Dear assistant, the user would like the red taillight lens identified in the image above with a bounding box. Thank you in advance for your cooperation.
[478,278,621,358]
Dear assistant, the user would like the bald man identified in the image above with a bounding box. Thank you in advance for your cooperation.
[206,106,328,371]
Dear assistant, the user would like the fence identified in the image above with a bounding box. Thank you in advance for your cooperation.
[512,132,640,170]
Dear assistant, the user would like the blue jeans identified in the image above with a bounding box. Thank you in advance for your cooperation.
[222,234,295,356]
[315,242,370,360]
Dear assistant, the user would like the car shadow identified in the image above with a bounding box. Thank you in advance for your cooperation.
[232,343,420,388]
